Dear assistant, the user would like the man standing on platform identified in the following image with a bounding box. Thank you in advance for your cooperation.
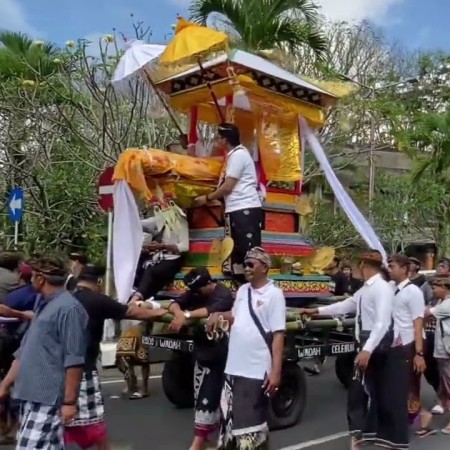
[300,251,409,450]
[194,123,263,284]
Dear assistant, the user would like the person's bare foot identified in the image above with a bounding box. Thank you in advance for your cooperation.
[350,437,360,450]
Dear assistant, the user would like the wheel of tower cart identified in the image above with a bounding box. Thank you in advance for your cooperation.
[162,351,195,409]
[334,352,356,389]
[268,361,307,430]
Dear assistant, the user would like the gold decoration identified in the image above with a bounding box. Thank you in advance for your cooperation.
[164,278,330,294]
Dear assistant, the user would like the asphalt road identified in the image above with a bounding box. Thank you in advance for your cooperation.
[99,360,450,450]
[4,360,450,449]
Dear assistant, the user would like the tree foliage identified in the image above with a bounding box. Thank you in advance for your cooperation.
[371,172,449,255]
[189,0,327,58]
[0,29,179,257]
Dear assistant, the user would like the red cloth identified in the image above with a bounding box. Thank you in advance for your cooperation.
[189,107,198,145]
[64,422,108,449]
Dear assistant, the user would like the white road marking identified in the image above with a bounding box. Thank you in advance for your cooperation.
[278,431,348,449]
[101,375,162,385]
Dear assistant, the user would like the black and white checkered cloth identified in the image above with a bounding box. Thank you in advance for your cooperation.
[17,401,64,450]
[66,370,105,427]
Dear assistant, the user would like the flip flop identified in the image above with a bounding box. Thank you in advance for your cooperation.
[415,427,437,437]
[129,392,143,400]
[441,428,450,434]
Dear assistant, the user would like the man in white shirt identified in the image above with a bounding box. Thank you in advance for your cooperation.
[206,247,286,450]
[194,123,263,283]
[387,254,426,428]
[300,250,402,450]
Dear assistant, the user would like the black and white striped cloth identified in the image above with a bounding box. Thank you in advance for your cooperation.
[66,370,105,427]
[16,401,64,450]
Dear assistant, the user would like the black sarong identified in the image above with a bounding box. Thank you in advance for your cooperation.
[224,207,263,279]
[424,331,440,392]
[194,361,224,438]
[218,375,269,450]
[348,347,409,449]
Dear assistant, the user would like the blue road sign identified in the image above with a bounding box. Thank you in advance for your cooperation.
[7,187,24,222]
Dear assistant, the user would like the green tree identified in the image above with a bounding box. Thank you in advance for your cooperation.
[303,200,361,250]
[371,172,448,256]
[189,0,327,59]
[0,30,179,256]
[0,31,61,81]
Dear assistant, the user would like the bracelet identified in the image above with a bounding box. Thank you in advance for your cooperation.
[63,400,77,406]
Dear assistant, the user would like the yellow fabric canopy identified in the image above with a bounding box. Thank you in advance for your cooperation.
[255,110,302,182]
[159,17,229,66]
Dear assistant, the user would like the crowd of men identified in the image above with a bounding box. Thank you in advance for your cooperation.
[300,253,450,450]
[0,245,284,450]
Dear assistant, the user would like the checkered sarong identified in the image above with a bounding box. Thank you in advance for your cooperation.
[66,370,105,427]
[17,402,64,450]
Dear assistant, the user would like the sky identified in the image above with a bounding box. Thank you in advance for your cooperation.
[0,0,448,53]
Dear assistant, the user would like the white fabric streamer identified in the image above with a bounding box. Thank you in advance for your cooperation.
[299,117,386,262]
[113,181,144,304]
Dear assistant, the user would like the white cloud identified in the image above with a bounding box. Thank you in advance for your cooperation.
[0,0,39,36]
[315,0,404,23]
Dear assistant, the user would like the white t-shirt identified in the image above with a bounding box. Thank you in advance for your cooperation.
[224,145,262,214]
[430,297,450,359]
[390,279,425,345]
[225,281,286,380]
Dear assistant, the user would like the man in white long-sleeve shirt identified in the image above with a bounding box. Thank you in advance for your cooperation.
[300,251,398,450]
[387,254,426,428]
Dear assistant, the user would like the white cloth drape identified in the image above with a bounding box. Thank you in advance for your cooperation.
[299,118,386,262]
[113,181,144,304]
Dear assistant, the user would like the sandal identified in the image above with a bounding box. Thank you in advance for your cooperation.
[415,427,437,437]
[129,392,143,400]
[441,428,450,434]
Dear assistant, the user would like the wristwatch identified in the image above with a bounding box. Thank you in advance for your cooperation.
[416,351,424,357]
[184,311,191,319]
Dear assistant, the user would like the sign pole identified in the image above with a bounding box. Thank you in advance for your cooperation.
[105,210,113,296]
[14,221,19,248]
[98,167,116,344]
[103,211,115,342]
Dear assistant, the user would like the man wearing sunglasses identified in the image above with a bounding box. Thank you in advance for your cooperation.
[0,256,89,450]
[194,123,263,284]
[206,247,286,450]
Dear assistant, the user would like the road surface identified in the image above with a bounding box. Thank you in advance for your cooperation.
[99,360,450,450]
[4,360,450,449]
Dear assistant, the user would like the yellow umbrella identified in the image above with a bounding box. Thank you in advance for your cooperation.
[159,17,229,121]
[159,17,229,66]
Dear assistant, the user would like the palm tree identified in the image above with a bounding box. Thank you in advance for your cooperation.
[189,0,327,60]
[0,31,62,81]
